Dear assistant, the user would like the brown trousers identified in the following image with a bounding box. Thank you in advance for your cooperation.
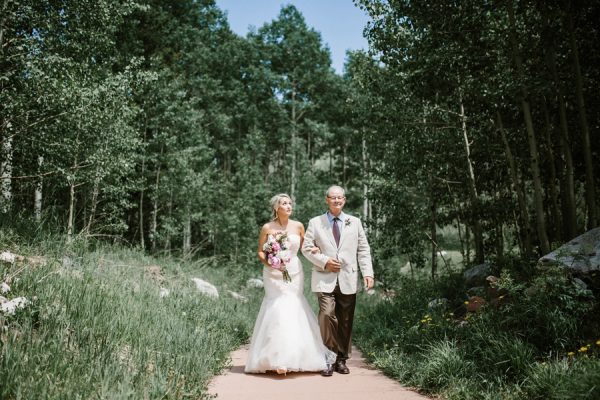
[316,283,357,361]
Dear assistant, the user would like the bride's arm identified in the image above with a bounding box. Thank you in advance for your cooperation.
[257,224,271,267]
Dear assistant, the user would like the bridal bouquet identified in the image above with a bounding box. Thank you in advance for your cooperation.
[263,231,292,282]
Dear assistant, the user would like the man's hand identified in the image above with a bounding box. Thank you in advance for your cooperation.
[324,258,341,273]
[310,246,321,255]
[363,276,374,290]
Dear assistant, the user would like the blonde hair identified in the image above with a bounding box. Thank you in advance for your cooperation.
[270,193,292,221]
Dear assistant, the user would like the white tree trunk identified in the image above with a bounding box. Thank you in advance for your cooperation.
[459,96,484,263]
[1,134,12,213]
[183,206,191,258]
[362,137,369,224]
[290,88,297,200]
[34,156,44,222]
[67,181,75,243]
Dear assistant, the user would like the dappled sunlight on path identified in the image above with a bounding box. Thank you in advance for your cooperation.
[208,345,430,400]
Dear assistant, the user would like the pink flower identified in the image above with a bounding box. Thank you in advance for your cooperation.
[270,256,281,268]
[263,230,292,282]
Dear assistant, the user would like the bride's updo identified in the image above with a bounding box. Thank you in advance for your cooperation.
[270,193,292,220]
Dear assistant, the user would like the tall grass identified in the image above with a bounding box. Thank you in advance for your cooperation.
[353,265,600,399]
[0,231,262,399]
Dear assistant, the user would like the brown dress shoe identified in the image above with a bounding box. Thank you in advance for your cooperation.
[321,364,334,377]
[334,360,350,374]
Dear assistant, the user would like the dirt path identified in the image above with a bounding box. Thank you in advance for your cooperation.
[208,345,430,400]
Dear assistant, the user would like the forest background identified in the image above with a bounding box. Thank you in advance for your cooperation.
[1,0,599,399]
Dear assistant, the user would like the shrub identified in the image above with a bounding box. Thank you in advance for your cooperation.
[491,266,595,352]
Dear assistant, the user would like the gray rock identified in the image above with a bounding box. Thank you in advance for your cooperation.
[228,290,248,302]
[464,263,493,286]
[0,251,16,264]
[191,278,219,298]
[428,298,448,310]
[539,227,600,273]
[246,278,264,289]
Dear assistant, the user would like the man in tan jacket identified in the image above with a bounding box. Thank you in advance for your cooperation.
[302,185,374,376]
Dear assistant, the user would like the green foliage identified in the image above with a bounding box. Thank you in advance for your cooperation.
[489,266,595,352]
[522,358,600,400]
[354,264,599,399]
[0,237,262,398]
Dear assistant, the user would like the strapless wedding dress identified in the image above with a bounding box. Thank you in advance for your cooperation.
[245,234,336,373]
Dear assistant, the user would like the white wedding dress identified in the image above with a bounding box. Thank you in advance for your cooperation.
[245,234,336,373]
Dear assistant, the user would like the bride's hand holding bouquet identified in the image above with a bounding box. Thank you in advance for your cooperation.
[263,231,292,282]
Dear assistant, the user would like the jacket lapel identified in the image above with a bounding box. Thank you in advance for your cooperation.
[320,214,337,248]
[338,215,354,248]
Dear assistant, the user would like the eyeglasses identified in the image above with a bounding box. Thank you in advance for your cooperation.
[327,196,345,200]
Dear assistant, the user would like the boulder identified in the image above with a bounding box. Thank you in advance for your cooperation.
[191,278,219,298]
[539,227,600,273]
[466,296,486,312]
[464,262,493,286]
[246,278,264,289]
[228,290,248,303]
[159,287,170,298]
[0,251,21,264]
[427,298,449,311]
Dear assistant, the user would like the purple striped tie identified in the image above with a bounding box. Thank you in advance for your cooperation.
[333,217,340,246]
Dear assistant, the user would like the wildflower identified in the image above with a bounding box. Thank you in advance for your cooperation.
[464,301,469,305]
[578,346,588,353]
[567,352,575,356]
[0,282,9,294]
[596,340,600,346]
[0,297,29,315]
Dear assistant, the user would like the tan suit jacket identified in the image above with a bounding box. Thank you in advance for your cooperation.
[302,213,373,294]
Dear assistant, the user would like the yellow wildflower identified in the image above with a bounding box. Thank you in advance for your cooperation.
[596,340,600,346]
[464,301,469,305]
[567,352,575,356]
[578,346,588,353]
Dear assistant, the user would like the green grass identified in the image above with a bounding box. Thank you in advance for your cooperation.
[0,233,263,399]
[353,267,600,399]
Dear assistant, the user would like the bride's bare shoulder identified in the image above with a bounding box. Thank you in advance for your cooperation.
[261,222,275,232]
[290,220,304,233]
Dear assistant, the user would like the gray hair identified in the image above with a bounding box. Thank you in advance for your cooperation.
[325,185,345,197]
[270,193,292,220]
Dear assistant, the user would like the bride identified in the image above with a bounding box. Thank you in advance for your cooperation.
[245,193,336,374]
